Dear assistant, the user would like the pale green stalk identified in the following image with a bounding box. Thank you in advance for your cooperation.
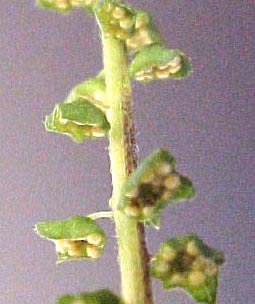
[87,211,113,220]
[102,35,153,304]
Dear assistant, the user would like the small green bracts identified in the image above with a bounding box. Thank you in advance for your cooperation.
[117,149,195,227]
[35,216,106,262]
[151,235,225,304]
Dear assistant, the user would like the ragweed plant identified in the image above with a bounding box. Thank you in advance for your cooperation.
[35,1,225,303]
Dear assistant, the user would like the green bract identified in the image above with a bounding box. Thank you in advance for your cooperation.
[125,10,162,53]
[57,289,123,304]
[45,99,110,143]
[35,216,106,262]
[130,45,191,82]
[67,75,108,112]
[117,149,195,227]
[36,0,97,14]
[151,235,225,304]
[94,0,136,40]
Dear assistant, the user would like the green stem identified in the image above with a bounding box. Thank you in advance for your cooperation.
[102,35,153,304]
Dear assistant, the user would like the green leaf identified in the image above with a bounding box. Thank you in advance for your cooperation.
[56,289,123,304]
[125,10,163,53]
[35,216,106,262]
[94,0,136,40]
[130,45,191,82]
[45,99,110,143]
[117,149,195,227]
[150,235,225,304]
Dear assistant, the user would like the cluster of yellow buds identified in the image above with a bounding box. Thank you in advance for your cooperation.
[123,165,180,218]
[36,0,97,13]
[135,55,182,81]
[55,233,104,261]
[151,235,225,303]
[125,10,162,53]
[118,150,195,226]
[95,4,162,51]
[95,1,136,40]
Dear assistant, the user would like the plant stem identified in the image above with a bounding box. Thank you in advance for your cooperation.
[102,35,153,304]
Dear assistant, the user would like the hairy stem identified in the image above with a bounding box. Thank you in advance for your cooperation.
[102,35,153,304]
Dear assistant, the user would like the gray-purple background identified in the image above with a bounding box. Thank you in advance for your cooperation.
[0,1,254,303]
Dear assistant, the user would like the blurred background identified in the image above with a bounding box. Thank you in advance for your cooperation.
[0,1,254,303]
